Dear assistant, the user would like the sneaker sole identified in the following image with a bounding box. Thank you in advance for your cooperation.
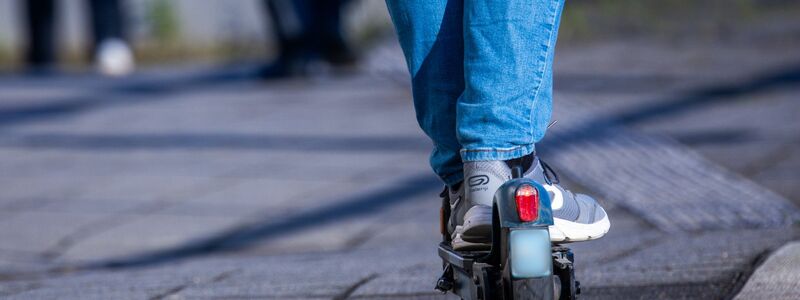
[549,214,611,243]
[452,235,491,251]
[461,223,492,243]
[461,206,493,243]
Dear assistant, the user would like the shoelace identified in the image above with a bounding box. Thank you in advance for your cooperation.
[539,159,561,185]
[439,186,449,198]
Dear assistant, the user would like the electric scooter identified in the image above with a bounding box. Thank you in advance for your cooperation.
[435,166,580,300]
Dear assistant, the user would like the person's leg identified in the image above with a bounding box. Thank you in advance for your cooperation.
[458,0,563,162]
[24,0,57,68]
[456,0,564,241]
[313,0,356,65]
[456,0,608,245]
[385,0,465,187]
[88,0,134,76]
[88,0,124,46]
[261,0,314,78]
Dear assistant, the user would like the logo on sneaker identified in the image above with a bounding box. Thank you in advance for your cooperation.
[468,175,490,187]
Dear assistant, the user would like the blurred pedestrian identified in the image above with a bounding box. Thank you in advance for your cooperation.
[23,0,135,76]
[260,0,357,79]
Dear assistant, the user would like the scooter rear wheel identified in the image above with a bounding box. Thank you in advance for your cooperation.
[511,275,555,300]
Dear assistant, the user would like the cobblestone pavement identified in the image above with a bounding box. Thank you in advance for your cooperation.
[0,37,798,299]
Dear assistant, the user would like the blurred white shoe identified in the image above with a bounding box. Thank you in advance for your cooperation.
[95,39,135,76]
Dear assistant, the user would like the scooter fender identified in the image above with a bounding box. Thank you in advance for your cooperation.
[493,178,553,228]
[494,178,555,279]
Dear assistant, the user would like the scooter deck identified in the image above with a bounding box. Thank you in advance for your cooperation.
[437,243,486,271]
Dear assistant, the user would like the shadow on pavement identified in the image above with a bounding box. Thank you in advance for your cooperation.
[70,173,440,270]
[555,73,679,93]
[611,63,800,126]
[547,63,800,148]
[0,62,796,139]
[0,132,430,152]
[0,66,259,128]
[670,129,755,146]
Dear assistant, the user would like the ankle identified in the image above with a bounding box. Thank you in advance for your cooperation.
[504,152,535,174]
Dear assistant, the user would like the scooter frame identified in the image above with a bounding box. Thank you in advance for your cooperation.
[435,168,580,300]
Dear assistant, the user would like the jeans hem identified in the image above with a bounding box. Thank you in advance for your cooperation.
[460,144,535,162]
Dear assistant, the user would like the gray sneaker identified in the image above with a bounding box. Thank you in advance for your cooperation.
[447,184,492,251]
[457,160,509,244]
[459,156,610,244]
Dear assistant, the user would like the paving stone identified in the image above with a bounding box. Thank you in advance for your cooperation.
[57,214,246,262]
[0,251,52,275]
[158,178,323,217]
[175,251,383,299]
[587,228,798,285]
[3,266,221,300]
[0,212,109,254]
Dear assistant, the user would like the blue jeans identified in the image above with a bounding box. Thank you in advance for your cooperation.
[385,0,565,186]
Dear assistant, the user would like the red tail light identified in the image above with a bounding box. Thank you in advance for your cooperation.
[516,184,539,222]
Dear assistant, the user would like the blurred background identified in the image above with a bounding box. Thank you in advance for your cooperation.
[0,1,798,299]
[0,0,389,75]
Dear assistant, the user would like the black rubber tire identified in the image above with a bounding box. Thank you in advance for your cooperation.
[511,275,555,300]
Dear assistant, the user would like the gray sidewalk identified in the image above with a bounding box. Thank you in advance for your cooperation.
[1,38,799,299]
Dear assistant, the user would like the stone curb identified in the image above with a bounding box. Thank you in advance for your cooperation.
[733,241,800,299]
